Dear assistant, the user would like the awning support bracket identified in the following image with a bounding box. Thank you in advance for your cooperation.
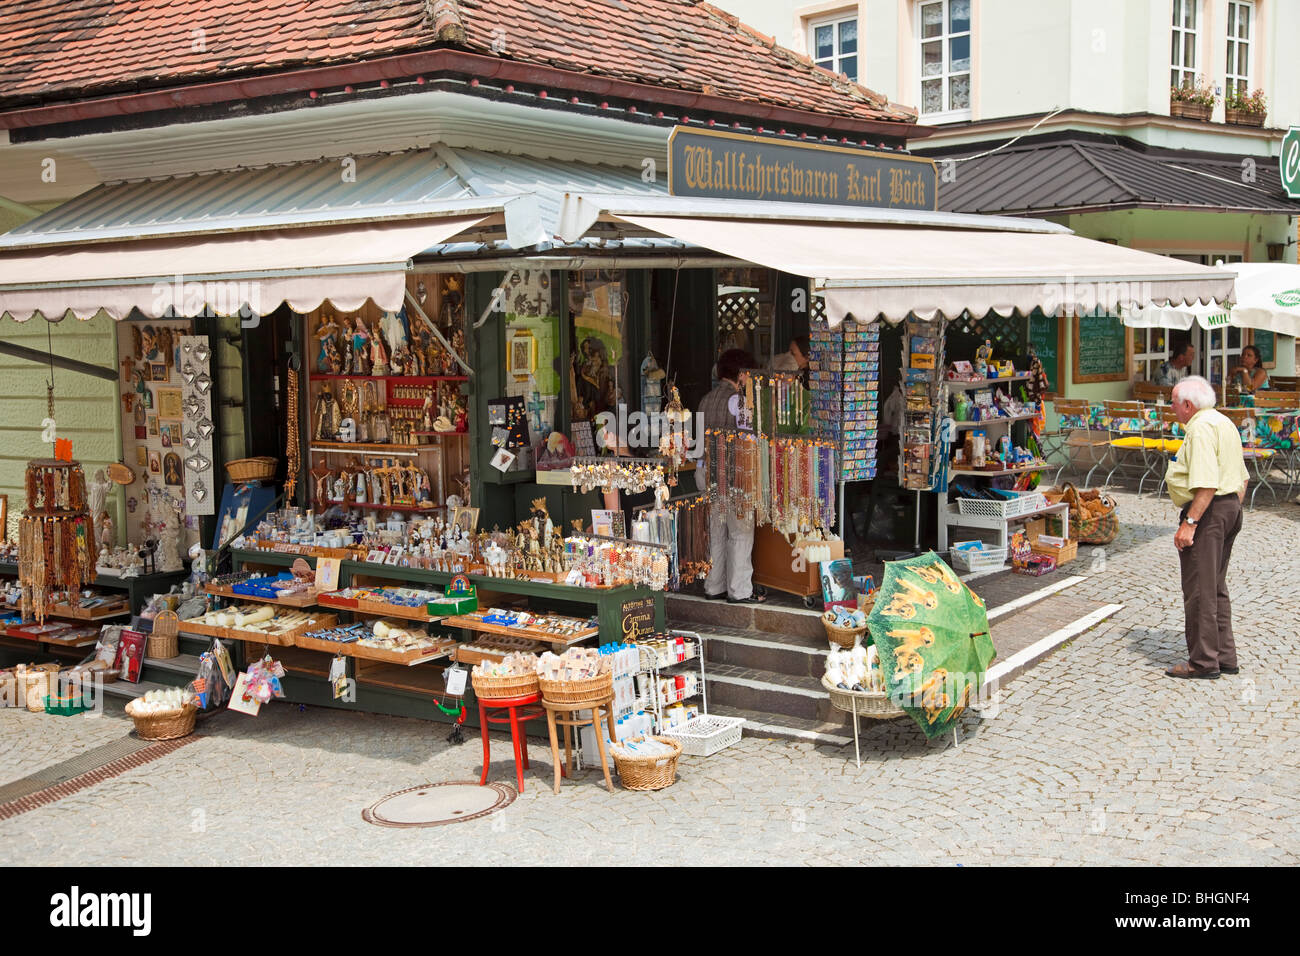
[0,338,117,382]
[404,289,472,377]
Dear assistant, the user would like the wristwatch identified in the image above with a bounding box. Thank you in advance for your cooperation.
[1183,516,1198,526]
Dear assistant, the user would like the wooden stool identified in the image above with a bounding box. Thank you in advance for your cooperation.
[478,692,546,792]
[542,694,617,794]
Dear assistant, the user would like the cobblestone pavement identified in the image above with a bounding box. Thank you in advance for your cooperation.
[1,491,1297,866]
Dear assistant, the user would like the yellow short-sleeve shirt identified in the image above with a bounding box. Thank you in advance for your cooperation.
[1164,407,1249,507]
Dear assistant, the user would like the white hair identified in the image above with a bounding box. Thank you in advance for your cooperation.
[1173,375,1216,410]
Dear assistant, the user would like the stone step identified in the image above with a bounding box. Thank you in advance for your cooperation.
[140,653,202,682]
[667,593,825,641]
[707,703,855,747]
[698,626,829,678]
[705,663,839,723]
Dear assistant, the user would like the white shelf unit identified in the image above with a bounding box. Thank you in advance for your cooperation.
[939,382,1052,553]
[635,629,707,733]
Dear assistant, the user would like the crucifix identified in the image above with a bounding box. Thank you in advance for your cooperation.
[526,387,545,434]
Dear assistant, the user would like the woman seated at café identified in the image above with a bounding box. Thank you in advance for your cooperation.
[1229,345,1269,395]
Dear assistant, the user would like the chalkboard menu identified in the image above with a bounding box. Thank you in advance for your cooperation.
[1253,330,1276,367]
[1027,310,1062,395]
[1072,313,1131,383]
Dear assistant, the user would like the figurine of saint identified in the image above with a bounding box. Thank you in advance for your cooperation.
[351,318,372,375]
[316,315,340,373]
[975,339,994,378]
[371,331,389,377]
[315,384,341,440]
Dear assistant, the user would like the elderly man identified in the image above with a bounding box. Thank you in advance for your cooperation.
[1164,376,1249,679]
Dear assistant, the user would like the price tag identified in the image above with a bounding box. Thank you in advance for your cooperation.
[443,664,467,697]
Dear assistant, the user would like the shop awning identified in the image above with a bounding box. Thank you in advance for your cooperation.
[558,194,1236,325]
[1123,262,1300,338]
[0,215,492,321]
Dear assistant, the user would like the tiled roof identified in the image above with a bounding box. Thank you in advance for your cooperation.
[0,0,915,125]
[932,134,1300,216]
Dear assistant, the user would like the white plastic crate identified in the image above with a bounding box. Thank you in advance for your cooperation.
[659,714,745,756]
[956,492,1047,519]
[950,545,1008,573]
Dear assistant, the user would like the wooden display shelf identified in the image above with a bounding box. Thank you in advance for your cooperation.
[3,625,99,647]
[261,644,333,677]
[309,441,422,454]
[203,584,321,608]
[311,374,467,383]
[45,602,131,621]
[354,659,446,693]
[180,610,336,646]
[317,594,446,623]
[442,614,598,647]
[951,412,1039,430]
[950,463,1049,477]
[947,374,1033,391]
[350,640,456,666]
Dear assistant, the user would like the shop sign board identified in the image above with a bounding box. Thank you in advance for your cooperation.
[668,127,937,211]
[1281,127,1300,200]
[619,595,656,642]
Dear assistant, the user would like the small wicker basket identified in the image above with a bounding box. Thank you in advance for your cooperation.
[125,700,198,741]
[822,612,868,649]
[146,610,180,660]
[611,735,682,791]
[225,457,278,482]
[821,675,905,719]
[471,671,540,699]
[538,672,613,705]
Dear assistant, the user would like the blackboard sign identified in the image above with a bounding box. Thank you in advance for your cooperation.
[619,595,656,643]
[1253,330,1276,367]
[1027,310,1062,395]
[1072,313,1130,384]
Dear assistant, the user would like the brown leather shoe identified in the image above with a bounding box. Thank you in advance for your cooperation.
[1165,662,1220,679]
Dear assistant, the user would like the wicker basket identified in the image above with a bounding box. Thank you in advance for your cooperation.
[23,671,52,712]
[821,675,905,719]
[225,457,278,482]
[611,735,682,791]
[471,671,540,699]
[146,610,180,660]
[538,671,613,705]
[822,611,868,649]
[125,700,198,740]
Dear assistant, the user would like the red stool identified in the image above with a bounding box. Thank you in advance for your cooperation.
[478,692,546,792]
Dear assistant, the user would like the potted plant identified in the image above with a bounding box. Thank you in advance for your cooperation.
[1169,77,1217,121]
[1225,87,1267,127]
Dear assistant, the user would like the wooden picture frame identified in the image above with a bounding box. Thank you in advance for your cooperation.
[156,387,183,420]
[1071,313,1133,384]
[452,506,479,534]
[0,494,7,542]
[506,329,538,380]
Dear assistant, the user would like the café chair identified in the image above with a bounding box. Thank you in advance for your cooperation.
[1047,398,1107,485]
[1101,400,1159,489]
[1220,407,1277,509]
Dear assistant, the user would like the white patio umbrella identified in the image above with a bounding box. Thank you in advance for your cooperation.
[1123,262,1300,337]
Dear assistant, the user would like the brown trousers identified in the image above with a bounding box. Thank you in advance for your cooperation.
[1178,493,1243,672]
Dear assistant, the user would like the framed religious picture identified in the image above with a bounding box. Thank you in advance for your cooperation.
[148,451,162,475]
[160,424,173,448]
[163,452,183,486]
[147,416,159,437]
[134,427,147,441]
[0,494,7,542]
[150,363,167,382]
[156,387,183,420]
[136,446,148,467]
[506,329,537,380]
[452,506,479,535]
[113,629,148,683]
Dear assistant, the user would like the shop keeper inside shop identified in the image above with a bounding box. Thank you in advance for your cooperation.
[678,145,929,207]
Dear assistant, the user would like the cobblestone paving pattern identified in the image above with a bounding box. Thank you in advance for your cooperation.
[1,491,1296,865]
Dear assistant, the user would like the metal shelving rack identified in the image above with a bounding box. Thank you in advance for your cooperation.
[635,629,707,732]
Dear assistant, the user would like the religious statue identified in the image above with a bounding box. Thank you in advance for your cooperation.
[323,336,343,375]
[371,330,389,377]
[315,384,341,440]
[316,315,340,373]
[158,499,184,573]
[350,317,372,375]
[975,339,994,378]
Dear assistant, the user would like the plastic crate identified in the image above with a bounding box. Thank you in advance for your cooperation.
[659,714,745,756]
[950,546,1008,573]
[956,492,1047,519]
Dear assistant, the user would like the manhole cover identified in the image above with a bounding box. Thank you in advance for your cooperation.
[362,781,515,828]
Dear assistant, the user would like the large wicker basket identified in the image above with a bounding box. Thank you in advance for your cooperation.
[471,671,540,699]
[225,457,277,482]
[146,610,180,660]
[611,735,682,791]
[125,700,198,740]
[538,672,613,705]
[821,675,905,719]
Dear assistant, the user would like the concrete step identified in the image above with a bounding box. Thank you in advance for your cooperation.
[705,662,842,723]
[666,593,825,642]
[708,703,855,747]
[699,626,828,678]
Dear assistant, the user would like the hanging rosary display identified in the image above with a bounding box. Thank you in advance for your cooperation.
[751,371,809,436]
[18,459,97,623]
[633,493,711,588]
[704,429,836,535]
[284,364,301,499]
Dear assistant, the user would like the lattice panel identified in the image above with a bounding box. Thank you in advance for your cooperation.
[945,310,1026,362]
[718,293,761,332]
[810,295,827,327]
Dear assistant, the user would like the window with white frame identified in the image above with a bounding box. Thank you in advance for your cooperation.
[1225,0,1253,98]
[809,13,858,82]
[1171,0,1200,89]
[917,0,971,119]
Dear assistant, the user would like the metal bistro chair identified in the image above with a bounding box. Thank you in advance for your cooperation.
[1132,380,1174,405]
[1049,398,1108,486]
[1147,407,1185,500]
[1101,400,1158,489]
[1221,407,1277,509]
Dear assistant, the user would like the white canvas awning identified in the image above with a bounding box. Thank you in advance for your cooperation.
[1123,262,1300,338]
[558,193,1236,325]
[0,215,491,321]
